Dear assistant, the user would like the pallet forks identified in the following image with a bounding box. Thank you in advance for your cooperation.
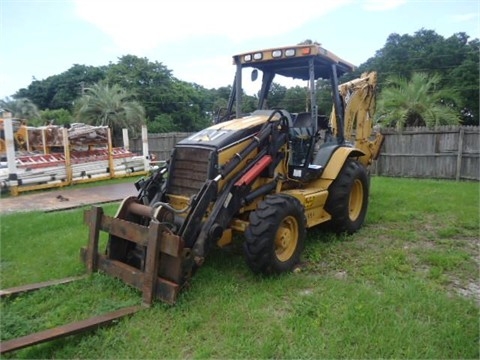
[1,200,185,354]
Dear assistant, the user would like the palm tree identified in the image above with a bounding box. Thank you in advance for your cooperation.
[376,72,461,129]
[0,97,40,120]
[74,83,145,142]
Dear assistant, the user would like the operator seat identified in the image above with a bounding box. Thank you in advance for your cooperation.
[289,111,341,181]
[289,112,314,168]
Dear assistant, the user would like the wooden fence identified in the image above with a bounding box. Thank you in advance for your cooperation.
[373,126,479,181]
[131,132,192,163]
[131,126,479,181]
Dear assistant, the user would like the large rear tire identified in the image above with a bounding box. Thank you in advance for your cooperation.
[243,194,306,274]
[325,159,369,234]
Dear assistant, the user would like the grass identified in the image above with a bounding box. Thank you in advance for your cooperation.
[0,177,478,359]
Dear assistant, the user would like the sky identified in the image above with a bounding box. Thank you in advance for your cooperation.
[0,0,479,99]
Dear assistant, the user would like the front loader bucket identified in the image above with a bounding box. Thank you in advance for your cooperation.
[81,201,187,305]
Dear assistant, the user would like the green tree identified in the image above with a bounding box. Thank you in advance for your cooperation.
[352,29,479,125]
[278,80,333,115]
[105,55,214,131]
[241,94,258,113]
[159,80,211,131]
[149,113,177,133]
[49,65,106,109]
[74,83,145,143]
[376,72,461,129]
[39,108,73,127]
[104,55,173,121]
[15,65,106,110]
[445,37,479,125]
[0,97,40,120]
[266,83,287,109]
[281,85,309,113]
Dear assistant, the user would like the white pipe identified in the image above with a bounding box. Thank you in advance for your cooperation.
[4,117,18,185]
[141,125,149,170]
[122,128,129,150]
[3,151,145,190]
[46,180,63,185]
[18,175,55,185]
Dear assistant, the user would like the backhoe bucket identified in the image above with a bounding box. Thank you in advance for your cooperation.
[81,200,187,305]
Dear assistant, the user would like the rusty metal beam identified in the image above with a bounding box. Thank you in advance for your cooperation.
[84,208,150,247]
[155,276,181,305]
[157,227,184,257]
[97,253,145,291]
[82,203,185,305]
[99,216,149,246]
[79,248,180,305]
[0,276,86,299]
[143,221,161,305]
[0,305,143,355]
[86,206,102,273]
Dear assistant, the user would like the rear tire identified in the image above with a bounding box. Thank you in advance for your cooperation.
[243,194,306,274]
[325,159,369,234]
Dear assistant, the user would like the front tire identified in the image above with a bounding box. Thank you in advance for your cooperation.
[325,159,369,234]
[243,194,306,274]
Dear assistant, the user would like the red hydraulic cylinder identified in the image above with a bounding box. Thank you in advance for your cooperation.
[234,155,273,187]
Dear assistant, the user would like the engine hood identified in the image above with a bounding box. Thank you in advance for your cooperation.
[177,112,274,150]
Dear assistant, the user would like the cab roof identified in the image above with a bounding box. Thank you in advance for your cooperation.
[232,44,356,80]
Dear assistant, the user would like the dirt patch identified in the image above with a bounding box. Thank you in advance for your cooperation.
[453,280,480,305]
[451,238,480,305]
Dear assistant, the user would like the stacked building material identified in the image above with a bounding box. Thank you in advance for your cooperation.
[0,122,149,194]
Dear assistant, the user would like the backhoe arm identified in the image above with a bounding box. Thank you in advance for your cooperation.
[330,72,384,166]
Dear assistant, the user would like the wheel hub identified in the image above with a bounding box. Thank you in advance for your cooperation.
[275,216,298,262]
[348,178,364,221]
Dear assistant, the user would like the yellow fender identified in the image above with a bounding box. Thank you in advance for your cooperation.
[320,147,364,181]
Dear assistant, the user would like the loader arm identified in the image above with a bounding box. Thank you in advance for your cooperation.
[184,110,290,263]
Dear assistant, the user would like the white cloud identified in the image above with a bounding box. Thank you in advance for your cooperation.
[362,0,407,11]
[176,55,232,88]
[452,13,478,22]
[74,0,352,53]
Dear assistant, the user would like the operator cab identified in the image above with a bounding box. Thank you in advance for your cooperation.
[223,44,356,181]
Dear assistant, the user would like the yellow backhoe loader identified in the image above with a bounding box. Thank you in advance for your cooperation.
[1,43,383,354]
[80,43,383,303]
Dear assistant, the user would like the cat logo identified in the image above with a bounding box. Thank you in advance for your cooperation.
[304,196,314,209]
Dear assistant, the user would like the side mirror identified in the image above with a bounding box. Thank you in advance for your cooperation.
[251,69,258,82]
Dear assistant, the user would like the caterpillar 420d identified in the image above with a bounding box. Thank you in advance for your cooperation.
[1,43,383,354]
[78,43,383,305]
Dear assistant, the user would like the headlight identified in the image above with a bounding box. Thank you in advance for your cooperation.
[272,50,282,58]
[285,49,295,57]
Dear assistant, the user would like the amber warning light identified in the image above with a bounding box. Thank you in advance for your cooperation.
[301,47,312,55]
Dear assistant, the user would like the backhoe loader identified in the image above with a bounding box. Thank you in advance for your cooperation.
[0,43,383,354]
[80,43,383,304]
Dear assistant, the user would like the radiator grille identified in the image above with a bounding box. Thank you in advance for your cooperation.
[167,147,212,196]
